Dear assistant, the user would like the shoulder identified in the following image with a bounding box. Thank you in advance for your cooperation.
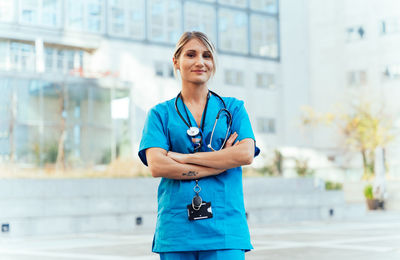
[147,97,175,120]
[220,96,246,112]
[149,97,175,114]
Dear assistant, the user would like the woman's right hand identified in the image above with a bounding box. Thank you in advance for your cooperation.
[223,132,240,148]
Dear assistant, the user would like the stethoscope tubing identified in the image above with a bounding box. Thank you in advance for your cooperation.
[174,90,232,152]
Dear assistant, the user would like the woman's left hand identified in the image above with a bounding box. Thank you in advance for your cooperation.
[167,151,188,164]
[223,132,240,149]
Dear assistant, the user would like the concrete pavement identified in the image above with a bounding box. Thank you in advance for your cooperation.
[0,211,399,260]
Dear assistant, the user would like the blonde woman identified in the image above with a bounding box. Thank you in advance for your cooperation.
[138,31,260,260]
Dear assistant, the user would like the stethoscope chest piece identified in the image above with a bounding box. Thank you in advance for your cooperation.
[187,126,200,137]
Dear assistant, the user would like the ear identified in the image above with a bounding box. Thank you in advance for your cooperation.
[172,57,180,71]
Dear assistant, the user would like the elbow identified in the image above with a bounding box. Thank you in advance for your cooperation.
[148,164,162,178]
[240,151,254,166]
[239,140,255,166]
[243,154,254,165]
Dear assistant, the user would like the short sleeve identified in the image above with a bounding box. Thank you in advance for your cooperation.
[138,107,170,166]
[231,100,260,157]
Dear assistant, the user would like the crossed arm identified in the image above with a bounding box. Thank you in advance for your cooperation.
[145,132,255,180]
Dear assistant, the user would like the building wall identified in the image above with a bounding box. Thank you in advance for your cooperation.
[280,0,400,172]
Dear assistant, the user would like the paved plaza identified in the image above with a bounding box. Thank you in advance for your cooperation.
[0,211,399,260]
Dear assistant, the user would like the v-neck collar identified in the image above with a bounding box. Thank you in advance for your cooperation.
[179,91,210,131]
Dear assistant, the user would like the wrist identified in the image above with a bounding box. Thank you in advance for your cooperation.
[186,153,195,164]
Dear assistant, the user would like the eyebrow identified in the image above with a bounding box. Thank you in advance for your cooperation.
[185,49,212,54]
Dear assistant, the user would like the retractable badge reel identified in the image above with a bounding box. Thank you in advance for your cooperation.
[187,180,213,221]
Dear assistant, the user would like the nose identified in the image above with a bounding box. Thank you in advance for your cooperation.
[194,56,205,67]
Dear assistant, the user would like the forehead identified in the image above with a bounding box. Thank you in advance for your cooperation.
[181,38,210,52]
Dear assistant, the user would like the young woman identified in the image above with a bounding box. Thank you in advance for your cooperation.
[138,31,260,260]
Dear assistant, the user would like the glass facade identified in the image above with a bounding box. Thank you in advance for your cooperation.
[0,77,131,166]
[66,0,104,33]
[108,0,145,39]
[20,0,60,27]
[0,40,87,74]
[184,2,216,43]
[148,0,182,44]
[251,15,278,58]
[219,8,248,54]
[0,0,280,59]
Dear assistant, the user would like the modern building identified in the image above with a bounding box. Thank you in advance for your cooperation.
[280,0,400,175]
[0,0,281,168]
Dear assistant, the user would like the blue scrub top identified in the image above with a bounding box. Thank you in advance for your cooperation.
[138,93,260,253]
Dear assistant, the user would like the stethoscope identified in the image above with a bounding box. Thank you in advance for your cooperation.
[174,90,232,152]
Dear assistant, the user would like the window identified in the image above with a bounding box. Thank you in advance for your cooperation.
[225,70,243,86]
[381,18,400,35]
[184,2,216,42]
[347,70,367,86]
[45,46,85,74]
[0,41,9,70]
[148,0,181,44]
[0,40,38,72]
[256,73,275,89]
[251,15,278,58]
[257,117,275,134]
[129,0,145,39]
[154,61,174,78]
[0,0,15,22]
[20,0,60,27]
[9,41,36,72]
[250,0,278,14]
[219,0,246,8]
[87,0,102,33]
[109,0,124,34]
[219,9,248,54]
[108,0,145,39]
[66,0,104,33]
[67,1,84,30]
[42,0,58,26]
[346,26,365,41]
[45,47,54,72]
[383,65,400,80]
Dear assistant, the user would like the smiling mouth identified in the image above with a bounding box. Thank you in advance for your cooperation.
[192,70,206,73]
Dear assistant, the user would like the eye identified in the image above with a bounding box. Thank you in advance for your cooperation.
[187,53,195,57]
[203,54,211,58]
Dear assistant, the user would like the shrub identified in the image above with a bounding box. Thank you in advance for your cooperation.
[325,181,343,190]
[364,184,374,200]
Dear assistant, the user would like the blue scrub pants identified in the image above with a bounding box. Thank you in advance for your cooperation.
[159,249,245,260]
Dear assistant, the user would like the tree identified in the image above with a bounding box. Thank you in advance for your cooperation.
[55,83,67,170]
[301,100,395,180]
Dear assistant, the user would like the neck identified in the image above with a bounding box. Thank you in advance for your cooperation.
[181,83,208,104]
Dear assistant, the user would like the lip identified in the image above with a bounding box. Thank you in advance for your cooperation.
[192,70,206,73]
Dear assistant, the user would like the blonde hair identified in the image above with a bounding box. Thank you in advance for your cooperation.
[173,31,217,78]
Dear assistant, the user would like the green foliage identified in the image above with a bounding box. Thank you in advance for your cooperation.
[294,158,314,177]
[32,141,60,166]
[301,100,396,180]
[364,184,374,200]
[325,181,343,190]
[100,149,112,164]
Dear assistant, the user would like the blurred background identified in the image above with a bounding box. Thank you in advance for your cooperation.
[0,0,400,238]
